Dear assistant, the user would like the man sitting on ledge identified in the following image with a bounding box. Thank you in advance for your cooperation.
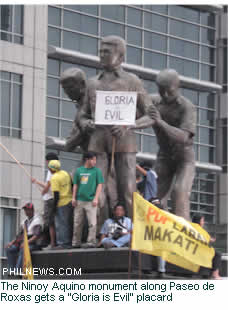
[5,202,42,273]
[98,204,132,249]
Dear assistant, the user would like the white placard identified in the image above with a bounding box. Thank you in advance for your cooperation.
[95,91,137,125]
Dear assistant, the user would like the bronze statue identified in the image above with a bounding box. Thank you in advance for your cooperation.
[60,67,90,152]
[79,35,154,220]
[148,69,197,220]
[60,38,195,222]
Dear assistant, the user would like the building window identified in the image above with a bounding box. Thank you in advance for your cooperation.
[48,5,216,82]
[0,197,19,279]
[0,71,23,138]
[222,118,227,172]
[223,40,227,92]
[0,5,24,44]
[190,173,216,224]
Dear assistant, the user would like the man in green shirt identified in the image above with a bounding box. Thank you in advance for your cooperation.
[72,152,104,248]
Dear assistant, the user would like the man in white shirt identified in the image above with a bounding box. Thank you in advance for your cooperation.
[32,152,59,249]
[98,204,132,249]
[5,202,43,271]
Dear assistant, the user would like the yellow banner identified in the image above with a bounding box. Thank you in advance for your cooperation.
[132,192,215,272]
[23,226,34,280]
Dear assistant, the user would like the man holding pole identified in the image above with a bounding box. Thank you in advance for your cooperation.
[79,35,155,222]
[32,152,59,249]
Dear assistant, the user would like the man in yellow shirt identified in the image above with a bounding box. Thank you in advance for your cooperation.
[48,160,73,249]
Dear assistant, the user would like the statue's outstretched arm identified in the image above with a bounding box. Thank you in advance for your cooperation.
[78,97,95,133]
[155,120,192,144]
[148,103,196,144]
[131,82,156,130]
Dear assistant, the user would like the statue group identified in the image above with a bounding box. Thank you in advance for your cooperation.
[60,35,197,223]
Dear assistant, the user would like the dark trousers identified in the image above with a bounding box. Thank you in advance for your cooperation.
[212,251,221,271]
[6,244,40,270]
[55,202,73,247]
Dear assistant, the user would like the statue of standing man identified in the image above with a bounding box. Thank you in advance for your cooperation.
[79,35,154,221]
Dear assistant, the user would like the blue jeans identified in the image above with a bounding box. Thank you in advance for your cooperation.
[102,233,130,248]
[6,244,40,270]
[55,202,73,247]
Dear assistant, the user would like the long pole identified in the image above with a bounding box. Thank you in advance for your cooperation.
[110,136,116,176]
[128,192,134,279]
[138,252,142,279]
[0,141,41,190]
[128,231,132,279]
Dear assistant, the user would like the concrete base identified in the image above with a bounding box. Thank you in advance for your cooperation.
[31,247,228,280]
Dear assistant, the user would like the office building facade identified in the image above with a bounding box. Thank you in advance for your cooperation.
[0,5,227,274]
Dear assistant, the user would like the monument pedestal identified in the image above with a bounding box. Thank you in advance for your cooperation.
[31,247,227,279]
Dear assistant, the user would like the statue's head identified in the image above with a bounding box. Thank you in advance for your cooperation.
[156,69,180,104]
[60,68,87,102]
[99,35,126,70]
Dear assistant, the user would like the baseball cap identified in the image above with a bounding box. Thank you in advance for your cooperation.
[48,160,61,171]
[139,161,151,171]
[22,202,34,210]
[45,152,59,161]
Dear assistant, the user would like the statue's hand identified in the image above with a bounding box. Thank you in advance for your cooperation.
[111,125,128,138]
[82,120,95,133]
[148,105,161,123]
